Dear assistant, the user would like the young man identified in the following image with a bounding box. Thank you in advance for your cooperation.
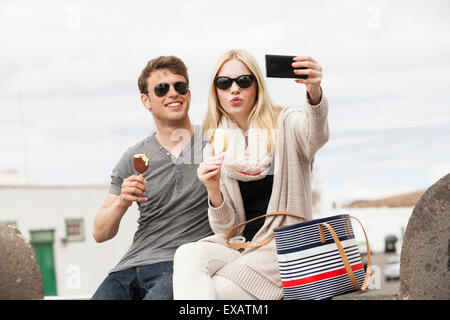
[91,56,212,300]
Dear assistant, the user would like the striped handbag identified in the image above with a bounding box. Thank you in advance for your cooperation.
[226,212,371,300]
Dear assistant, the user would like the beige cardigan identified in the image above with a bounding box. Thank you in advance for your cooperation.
[200,95,329,299]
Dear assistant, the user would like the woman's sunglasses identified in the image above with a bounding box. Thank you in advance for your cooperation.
[214,75,255,90]
[152,82,189,97]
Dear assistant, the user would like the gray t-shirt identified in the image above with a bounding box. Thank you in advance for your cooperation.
[108,125,212,273]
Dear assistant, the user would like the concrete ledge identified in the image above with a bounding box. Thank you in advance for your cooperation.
[332,286,400,300]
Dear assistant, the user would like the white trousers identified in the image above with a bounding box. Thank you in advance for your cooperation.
[173,241,257,300]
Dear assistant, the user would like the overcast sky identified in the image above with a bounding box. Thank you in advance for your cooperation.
[1,0,449,202]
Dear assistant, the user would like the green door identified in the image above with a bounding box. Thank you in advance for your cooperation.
[30,230,57,296]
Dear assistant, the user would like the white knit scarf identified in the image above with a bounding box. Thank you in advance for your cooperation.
[216,116,273,182]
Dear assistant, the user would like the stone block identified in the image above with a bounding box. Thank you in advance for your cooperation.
[399,174,450,299]
[0,222,44,299]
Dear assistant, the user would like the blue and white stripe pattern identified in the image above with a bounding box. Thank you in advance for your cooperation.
[274,214,366,300]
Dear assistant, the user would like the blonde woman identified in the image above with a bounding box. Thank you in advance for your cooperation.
[173,49,329,299]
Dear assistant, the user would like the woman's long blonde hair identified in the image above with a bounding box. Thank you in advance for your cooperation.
[202,49,283,154]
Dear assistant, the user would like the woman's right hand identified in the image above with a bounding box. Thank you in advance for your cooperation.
[197,155,224,191]
[198,155,224,208]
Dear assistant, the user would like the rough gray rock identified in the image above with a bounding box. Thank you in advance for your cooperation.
[399,173,450,300]
[0,222,44,299]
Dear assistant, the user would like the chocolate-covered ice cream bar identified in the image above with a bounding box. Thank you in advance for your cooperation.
[133,154,149,174]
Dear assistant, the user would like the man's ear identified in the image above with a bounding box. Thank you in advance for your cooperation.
[187,89,191,104]
[141,93,152,111]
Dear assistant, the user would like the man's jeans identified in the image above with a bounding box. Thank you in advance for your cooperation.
[91,261,173,300]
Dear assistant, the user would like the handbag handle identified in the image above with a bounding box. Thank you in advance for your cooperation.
[318,216,372,291]
[226,211,307,249]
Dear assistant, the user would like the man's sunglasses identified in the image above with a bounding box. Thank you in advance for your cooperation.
[214,75,255,90]
[151,82,189,97]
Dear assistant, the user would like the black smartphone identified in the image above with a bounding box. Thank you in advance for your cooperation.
[265,54,307,79]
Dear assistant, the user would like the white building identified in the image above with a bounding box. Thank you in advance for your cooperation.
[0,180,139,298]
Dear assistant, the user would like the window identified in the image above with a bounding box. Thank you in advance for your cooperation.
[64,218,85,242]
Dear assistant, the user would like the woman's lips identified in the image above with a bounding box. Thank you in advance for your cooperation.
[230,97,243,105]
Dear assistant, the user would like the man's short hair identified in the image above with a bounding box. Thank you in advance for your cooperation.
[138,56,189,94]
